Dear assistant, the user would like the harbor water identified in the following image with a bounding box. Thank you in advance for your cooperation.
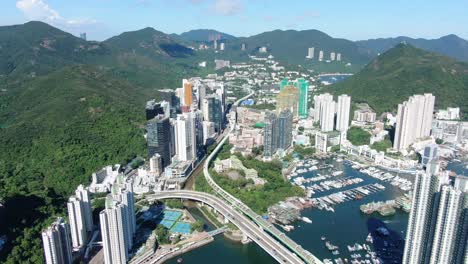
[166,159,466,264]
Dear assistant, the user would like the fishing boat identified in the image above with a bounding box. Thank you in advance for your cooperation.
[177,258,183,263]
[366,233,373,244]
[301,217,312,223]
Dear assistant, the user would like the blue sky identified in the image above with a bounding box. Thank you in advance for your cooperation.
[1,0,467,41]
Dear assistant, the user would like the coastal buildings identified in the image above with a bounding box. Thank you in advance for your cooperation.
[393,94,435,151]
[336,94,351,132]
[330,52,336,61]
[403,160,468,264]
[263,110,293,158]
[111,179,136,251]
[306,47,314,59]
[319,50,324,61]
[318,94,335,132]
[336,53,342,61]
[353,104,376,125]
[42,217,73,264]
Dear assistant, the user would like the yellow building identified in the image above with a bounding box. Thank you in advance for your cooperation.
[276,85,299,118]
[184,82,193,106]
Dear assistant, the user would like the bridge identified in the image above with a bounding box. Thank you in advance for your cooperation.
[207,226,228,237]
[193,91,322,264]
[146,191,306,264]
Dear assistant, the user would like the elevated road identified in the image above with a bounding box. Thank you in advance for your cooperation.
[201,91,323,264]
[146,191,305,264]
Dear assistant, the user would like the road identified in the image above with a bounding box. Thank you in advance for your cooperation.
[200,91,323,264]
[146,191,305,264]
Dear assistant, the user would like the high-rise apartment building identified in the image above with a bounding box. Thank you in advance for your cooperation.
[336,53,342,61]
[67,196,87,250]
[100,196,129,264]
[279,78,290,91]
[319,50,324,61]
[295,78,309,118]
[306,47,314,59]
[149,153,163,176]
[277,110,293,150]
[330,52,336,61]
[263,110,293,158]
[42,217,73,264]
[394,94,435,151]
[183,80,193,107]
[403,161,468,264]
[75,185,93,232]
[203,95,223,132]
[112,179,136,251]
[146,114,172,168]
[264,111,279,158]
[336,95,351,132]
[174,113,196,161]
[319,94,335,132]
[276,85,299,118]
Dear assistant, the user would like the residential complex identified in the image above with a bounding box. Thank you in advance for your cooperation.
[41,217,73,264]
[394,94,435,151]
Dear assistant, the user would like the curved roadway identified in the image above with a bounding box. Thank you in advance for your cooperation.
[201,92,323,264]
[146,191,305,264]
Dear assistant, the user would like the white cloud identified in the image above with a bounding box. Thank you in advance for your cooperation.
[212,0,243,16]
[16,0,97,27]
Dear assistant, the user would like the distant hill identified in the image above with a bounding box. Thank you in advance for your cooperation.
[0,21,109,79]
[222,29,374,68]
[179,29,236,42]
[356,34,468,62]
[104,27,194,58]
[329,44,468,118]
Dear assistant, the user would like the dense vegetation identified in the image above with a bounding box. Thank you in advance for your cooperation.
[330,44,468,118]
[371,135,393,152]
[347,127,371,146]
[205,144,304,214]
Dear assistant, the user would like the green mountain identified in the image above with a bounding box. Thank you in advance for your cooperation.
[0,22,202,263]
[0,21,109,80]
[356,34,468,62]
[330,43,468,118]
[217,29,373,71]
[178,29,236,42]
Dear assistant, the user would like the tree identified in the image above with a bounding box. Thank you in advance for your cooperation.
[154,225,170,244]
[191,220,204,232]
[435,138,443,144]
[347,127,371,146]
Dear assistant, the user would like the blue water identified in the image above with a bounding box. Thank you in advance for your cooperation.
[165,159,466,264]
[319,75,350,84]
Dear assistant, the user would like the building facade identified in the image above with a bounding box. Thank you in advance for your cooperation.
[394,94,435,151]
[146,114,172,168]
[295,78,309,118]
[100,197,128,264]
[336,94,351,132]
[42,217,73,264]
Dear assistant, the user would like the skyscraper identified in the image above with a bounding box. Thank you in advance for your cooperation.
[75,185,93,232]
[319,94,335,132]
[42,217,73,264]
[145,100,164,120]
[183,80,193,107]
[330,52,336,61]
[276,85,299,118]
[67,196,87,250]
[277,109,293,150]
[403,161,468,264]
[336,53,342,61]
[294,78,309,118]
[279,78,290,91]
[403,161,442,264]
[112,179,136,251]
[263,111,278,158]
[146,114,172,168]
[394,94,435,151]
[202,95,222,132]
[319,50,324,61]
[306,47,314,59]
[100,196,129,264]
[336,94,351,132]
[174,113,196,161]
